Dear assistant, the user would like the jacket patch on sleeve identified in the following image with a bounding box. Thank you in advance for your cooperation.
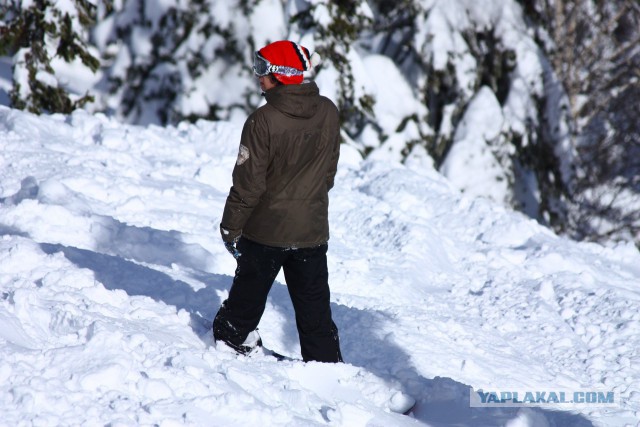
[236,144,250,165]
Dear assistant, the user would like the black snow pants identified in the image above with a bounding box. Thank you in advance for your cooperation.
[213,237,343,363]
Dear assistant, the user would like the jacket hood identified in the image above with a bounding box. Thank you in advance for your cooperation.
[264,82,321,119]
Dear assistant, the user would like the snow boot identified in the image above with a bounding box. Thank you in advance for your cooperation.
[216,329,263,356]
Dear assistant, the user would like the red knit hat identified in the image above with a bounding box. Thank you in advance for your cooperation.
[257,40,321,85]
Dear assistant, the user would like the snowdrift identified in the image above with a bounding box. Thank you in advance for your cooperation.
[1,106,638,426]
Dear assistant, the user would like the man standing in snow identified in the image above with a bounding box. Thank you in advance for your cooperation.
[213,40,343,363]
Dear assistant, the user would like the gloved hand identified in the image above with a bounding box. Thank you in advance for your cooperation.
[224,241,241,259]
[220,225,241,259]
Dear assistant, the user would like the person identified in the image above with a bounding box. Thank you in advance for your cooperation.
[212,40,343,363]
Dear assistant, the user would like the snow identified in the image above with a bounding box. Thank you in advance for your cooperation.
[1,105,639,426]
[248,0,287,49]
[51,52,104,97]
[362,54,427,135]
[440,86,510,204]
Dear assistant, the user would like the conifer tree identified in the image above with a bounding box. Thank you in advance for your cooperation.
[0,0,105,114]
[2,0,638,246]
[521,0,640,245]
[288,0,378,150]
[98,0,259,125]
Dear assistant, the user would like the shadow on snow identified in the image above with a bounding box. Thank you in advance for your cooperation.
[265,284,594,427]
[33,216,592,427]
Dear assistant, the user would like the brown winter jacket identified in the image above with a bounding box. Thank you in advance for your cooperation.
[220,81,341,248]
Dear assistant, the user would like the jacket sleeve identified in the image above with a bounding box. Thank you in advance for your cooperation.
[326,114,341,191]
[220,113,270,239]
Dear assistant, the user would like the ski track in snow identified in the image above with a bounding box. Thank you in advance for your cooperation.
[1,107,639,426]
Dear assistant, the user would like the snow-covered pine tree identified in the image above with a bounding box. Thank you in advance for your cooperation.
[365,0,432,157]
[522,0,640,245]
[286,0,378,151]
[0,0,105,114]
[97,0,266,125]
[369,0,547,219]
[2,0,638,247]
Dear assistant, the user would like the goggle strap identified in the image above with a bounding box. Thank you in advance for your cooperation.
[267,64,304,76]
[253,52,304,77]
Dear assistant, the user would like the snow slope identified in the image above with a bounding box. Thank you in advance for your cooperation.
[1,106,639,426]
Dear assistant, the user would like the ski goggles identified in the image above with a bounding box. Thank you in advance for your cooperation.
[253,52,304,77]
